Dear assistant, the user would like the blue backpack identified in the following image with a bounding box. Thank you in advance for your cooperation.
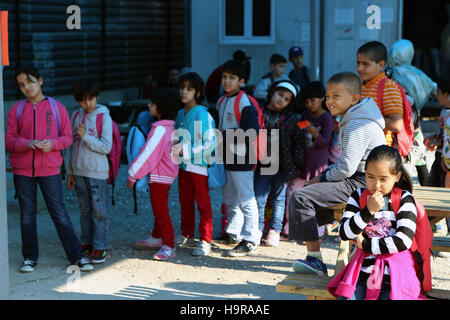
[126,125,149,213]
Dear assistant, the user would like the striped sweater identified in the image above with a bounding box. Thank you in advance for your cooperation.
[319,98,385,182]
[339,188,418,287]
[361,72,404,146]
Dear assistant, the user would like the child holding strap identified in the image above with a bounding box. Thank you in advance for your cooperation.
[128,88,180,260]
[173,72,216,256]
[328,145,424,300]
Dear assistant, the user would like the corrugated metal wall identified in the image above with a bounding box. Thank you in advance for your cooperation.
[0,0,186,100]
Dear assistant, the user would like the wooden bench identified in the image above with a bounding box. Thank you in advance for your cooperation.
[276,186,450,300]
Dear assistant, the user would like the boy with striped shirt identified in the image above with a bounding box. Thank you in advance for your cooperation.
[357,41,404,147]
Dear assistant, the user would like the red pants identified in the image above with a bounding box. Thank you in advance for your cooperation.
[178,169,213,242]
[149,183,175,248]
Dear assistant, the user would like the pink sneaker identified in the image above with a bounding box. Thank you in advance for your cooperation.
[153,245,176,260]
[265,229,280,248]
[135,236,163,250]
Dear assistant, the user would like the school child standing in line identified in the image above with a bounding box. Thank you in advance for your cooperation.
[173,72,216,256]
[254,80,303,248]
[6,67,93,273]
[217,60,261,257]
[66,79,113,264]
[328,145,425,300]
[128,88,180,260]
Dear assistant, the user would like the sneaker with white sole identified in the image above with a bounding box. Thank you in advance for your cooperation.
[76,257,94,272]
[265,229,280,248]
[227,240,258,257]
[292,255,328,276]
[135,236,163,250]
[153,245,176,260]
[175,235,196,247]
[192,240,211,256]
[20,259,37,273]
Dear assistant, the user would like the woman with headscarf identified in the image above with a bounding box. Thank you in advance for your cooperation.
[386,39,438,185]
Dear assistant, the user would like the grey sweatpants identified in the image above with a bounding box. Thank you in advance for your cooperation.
[288,172,366,242]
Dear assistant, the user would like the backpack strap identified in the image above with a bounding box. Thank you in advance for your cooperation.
[96,113,104,138]
[359,188,372,210]
[16,99,27,123]
[234,91,245,124]
[376,77,389,117]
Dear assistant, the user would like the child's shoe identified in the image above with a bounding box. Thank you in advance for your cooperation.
[227,240,258,257]
[81,243,93,256]
[292,255,328,276]
[19,259,37,273]
[89,250,110,264]
[153,245,176,260]
[192,240,211,256]
[135,236,163,250]
[265,229,280,248]
[75,257,94,272]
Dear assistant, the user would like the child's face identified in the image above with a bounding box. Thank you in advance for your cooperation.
[168,68,179,85]
[365,160,401,196]
[16,73,43,101]
[269,89,293,112]
[304,97,325,114]
[437,88,450,108]
[270,63,286,78]
[325,82,360,117]
[179,81,198,106]
[356,54,385,83]
[148,101,160,118]
[290,55,304,69]
[222,71,244,95]
[79,96,98,113]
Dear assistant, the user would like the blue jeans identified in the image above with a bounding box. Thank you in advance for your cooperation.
[14,174,83,264]
[338,283,391,300]
[74,175,110,250]
[254,170,287,233]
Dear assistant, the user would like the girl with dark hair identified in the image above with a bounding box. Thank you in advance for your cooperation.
[254,80,305,247]
[173,72,216,256]
[6,66,94,273]
[127,87,180,261]
[328,145,424,300]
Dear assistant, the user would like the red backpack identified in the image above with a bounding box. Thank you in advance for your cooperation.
[359,187,433,293]
[377,78,414,157]
[218,90,267,161]
[73,110,123,205]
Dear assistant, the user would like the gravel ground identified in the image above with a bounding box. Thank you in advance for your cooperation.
[5,139,450,301]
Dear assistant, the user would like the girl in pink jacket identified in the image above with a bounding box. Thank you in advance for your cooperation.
[127,88,180,260]
[6,66,93,273]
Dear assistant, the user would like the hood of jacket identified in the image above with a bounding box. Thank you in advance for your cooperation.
[339,97,385,131]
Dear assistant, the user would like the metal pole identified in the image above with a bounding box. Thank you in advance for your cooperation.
[0,16,10,299]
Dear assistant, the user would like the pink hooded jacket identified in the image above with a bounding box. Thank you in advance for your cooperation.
[128,120,178,185]
[5,98,72,177]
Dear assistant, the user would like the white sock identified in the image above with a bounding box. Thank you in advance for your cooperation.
[308,251,323,261]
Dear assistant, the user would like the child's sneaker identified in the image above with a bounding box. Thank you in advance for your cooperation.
[81,243,93,256]
[175,235,196,247]
[76,257,94,272]
[292,255,328,276]
[153,245,176,260]
[192,240,211,256]
[227,240,258,257]
[19,259,37,273]
[135,236,163,250]
[89,250,110,264]
[212,234,240,246]
[265,229,280,248]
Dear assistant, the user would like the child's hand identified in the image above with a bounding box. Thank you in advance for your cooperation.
[367,191,384,214]
[76,124,86,139]
[306,125,319,138]
[28,140,41,150]
[350,234,365,249]
[305,176,320,186]
[66,174,75,190]
[38,139,52,153]
[127,180,135,189]
[172,143,183,156]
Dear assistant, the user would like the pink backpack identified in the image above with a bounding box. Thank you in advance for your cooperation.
[73,110,122,205]
[377,78,414,157]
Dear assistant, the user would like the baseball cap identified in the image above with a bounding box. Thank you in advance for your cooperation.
[289,46,304,59]
[233,49,252,62]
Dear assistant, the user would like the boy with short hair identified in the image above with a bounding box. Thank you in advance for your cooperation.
[356,41,404,148]
[254,53,291,103]
[288,46,310,89]
[216,59,261,257]
[66,78,113,264]
[289,72,386,275]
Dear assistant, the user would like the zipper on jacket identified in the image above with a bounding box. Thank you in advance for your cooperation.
[32,103,36,177]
